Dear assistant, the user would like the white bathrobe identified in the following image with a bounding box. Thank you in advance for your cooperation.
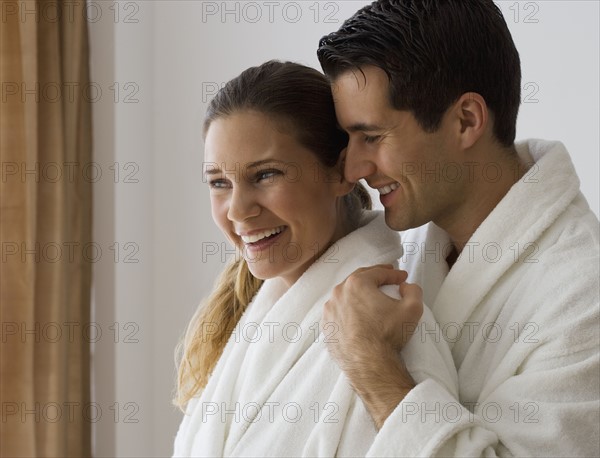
[173,211,459,457]
[369,140,600,456]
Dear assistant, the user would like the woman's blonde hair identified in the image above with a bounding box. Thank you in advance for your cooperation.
[174,61,371,409]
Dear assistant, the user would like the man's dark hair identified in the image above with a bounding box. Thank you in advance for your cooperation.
[317,0,521,147]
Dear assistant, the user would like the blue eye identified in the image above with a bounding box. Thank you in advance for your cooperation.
[208,179,230,189]
[256,169,281,182]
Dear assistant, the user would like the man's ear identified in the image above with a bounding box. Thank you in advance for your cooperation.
[453,92,488,149]
[333,148,356,196]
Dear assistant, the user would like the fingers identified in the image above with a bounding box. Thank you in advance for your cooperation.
[346,265,408,288]
[398,281,423,302]
[324,266,425,356]
[398,281,424,320]
[351,264,395,274]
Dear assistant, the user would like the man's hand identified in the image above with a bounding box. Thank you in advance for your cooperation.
[322,264,424,429]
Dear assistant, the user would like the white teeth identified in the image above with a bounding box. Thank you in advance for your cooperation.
[240,226,284,244]
[378,182,400,195]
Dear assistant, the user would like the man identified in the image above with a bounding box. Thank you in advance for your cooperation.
[318,0,599,455]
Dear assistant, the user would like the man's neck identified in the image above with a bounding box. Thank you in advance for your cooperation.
[441,149,529,256]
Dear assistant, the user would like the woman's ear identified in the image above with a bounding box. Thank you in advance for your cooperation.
[333,148,356,196]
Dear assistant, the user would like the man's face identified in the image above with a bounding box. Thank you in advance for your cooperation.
[332,65,465,231]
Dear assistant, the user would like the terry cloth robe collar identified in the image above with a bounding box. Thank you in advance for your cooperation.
[174,211,459,457]
[432,140,581,349]
[183,211,400,456]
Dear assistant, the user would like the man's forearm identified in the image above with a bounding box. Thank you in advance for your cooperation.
[344,347,416,429]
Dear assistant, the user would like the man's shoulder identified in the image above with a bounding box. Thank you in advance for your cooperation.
[501,191,598,288]
[540,192,599,258]
[505,194,598,319]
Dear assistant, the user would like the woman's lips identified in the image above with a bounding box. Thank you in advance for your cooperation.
[243,226,287,254]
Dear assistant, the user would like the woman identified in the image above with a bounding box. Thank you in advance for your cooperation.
[173,61,457,457]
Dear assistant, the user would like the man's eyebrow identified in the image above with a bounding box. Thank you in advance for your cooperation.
[346,123,383,133]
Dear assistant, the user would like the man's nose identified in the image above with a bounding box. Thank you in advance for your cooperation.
[344,140,377,183]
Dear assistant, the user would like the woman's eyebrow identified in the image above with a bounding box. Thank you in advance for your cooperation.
[202,158,285,177]
[245,158,284,169]
[203,165,222,176]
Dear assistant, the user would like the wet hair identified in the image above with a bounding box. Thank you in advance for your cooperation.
[175,60,371,409]
[317,0,521,146]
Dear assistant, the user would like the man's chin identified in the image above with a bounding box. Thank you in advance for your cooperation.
[383,210,404,231]
[383,209,421,232]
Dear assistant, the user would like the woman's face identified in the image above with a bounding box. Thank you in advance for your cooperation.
[204,110,351,287]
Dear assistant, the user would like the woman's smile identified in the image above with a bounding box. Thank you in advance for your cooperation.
[237,225,288,254]
[204,110,351,286]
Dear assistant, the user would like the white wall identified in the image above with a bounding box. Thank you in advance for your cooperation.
[89,1,599,456]
[508,1,599,211]
[89,2,156,456]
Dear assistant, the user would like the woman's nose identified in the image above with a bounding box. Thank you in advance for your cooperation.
[227,186,260,222]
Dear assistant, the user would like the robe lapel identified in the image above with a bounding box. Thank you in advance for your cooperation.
[432,141,581,349]
[225,212,402,453]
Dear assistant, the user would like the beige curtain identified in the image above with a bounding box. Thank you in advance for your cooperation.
[1,0,92,456]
